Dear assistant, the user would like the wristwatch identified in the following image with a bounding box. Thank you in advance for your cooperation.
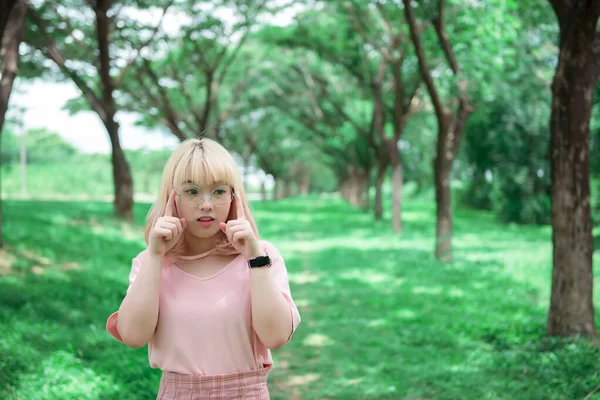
[248,255,272,268]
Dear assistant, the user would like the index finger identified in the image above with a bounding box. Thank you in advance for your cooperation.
[165,189,177,217]
[235,188,246,220]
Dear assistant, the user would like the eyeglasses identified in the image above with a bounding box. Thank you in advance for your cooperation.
[175,185,234,208]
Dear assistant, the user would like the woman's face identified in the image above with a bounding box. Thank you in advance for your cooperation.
[174,182,233,239]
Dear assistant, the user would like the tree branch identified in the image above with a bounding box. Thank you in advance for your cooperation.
[140,59,187,140]
[94,0,115,109]
[166,65,205,131]
[431,0,459,74]
[27,9,107,122]
[114,0,174,87]
[403,0,447,124]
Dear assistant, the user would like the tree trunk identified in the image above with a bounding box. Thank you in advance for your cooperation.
[19,133,26,197]
[0,0,17,47]
[404,0,472,261]
[434,120,453,261]
[95,1,133,219]
[261,177,267,202]
[386,139,403,233]
[546,0,599,337]
[298,173,311,195]
[391,160,403,233]
[283,180,292,199]
[242,154,251,185]
[374,159,387,220]
[106,121,134,219]
[273,178,283,200]
[340,166,369,209]
[0,0,26,248]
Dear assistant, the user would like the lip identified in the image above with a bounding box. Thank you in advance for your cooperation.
[197,217,215,227]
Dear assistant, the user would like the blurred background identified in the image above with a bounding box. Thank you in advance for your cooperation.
[1,0,599,399]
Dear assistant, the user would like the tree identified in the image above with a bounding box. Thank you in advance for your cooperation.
[404,0,473,261]
[0,0,26,248]
[26,0,171,219]
[119,0,275,142]
[546,0,599,337]
[344,1,422,232]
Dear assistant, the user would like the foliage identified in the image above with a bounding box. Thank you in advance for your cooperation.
[459,0,557,224]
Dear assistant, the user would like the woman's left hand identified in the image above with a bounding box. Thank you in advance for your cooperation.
[220,193,261,259]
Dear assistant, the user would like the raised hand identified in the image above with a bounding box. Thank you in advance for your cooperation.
[149,189,187,256]
[220,191,261,259]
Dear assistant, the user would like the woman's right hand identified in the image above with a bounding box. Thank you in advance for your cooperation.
[148,189,187,256]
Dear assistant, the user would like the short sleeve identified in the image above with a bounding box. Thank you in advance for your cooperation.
[106,251,146,342]
[262,241,301,342]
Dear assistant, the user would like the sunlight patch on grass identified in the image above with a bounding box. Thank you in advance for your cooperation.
[286,373,320,386]
[367,319,387,327]
[341,269,392,285]
[11,350,120,399]
[19,249,52,265]
[288,271,320,285]
[0,249,16,274]
[396,309,417,320]
[295,299,310,308]
[412,285,443,295]
[280,236,433,254]
[303,333,333,347]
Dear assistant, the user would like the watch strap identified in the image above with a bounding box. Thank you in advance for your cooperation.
[248,255,272,268]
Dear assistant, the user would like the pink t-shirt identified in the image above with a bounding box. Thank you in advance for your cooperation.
[106,240,301,375]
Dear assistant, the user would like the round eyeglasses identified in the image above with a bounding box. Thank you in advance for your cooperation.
[175,185,234,208]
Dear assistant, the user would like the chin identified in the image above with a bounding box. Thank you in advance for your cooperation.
[189,227,221,239]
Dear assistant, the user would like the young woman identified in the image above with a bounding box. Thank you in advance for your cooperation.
[106,138,301,399]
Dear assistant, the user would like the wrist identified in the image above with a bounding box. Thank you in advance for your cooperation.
[246,252,263,260]
[147,249,165,260]
[246,244,263,260]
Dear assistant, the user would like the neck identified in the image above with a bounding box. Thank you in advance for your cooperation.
[184,232,219,255]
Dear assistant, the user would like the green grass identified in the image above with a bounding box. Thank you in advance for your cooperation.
[1,196,599,399]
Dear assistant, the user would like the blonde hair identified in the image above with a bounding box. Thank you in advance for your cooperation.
[145,138,259,258]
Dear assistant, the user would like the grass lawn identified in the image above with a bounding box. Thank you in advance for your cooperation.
[1,195,599,399]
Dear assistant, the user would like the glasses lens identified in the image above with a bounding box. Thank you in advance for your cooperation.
[179,185,202,207]
[212,186,232,207]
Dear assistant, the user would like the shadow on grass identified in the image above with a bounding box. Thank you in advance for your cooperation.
[1,197,599,400]
[272,243,600,400]
[1,199,156,400]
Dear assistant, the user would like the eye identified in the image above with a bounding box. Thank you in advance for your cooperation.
[213,189,226,196]
[185,188,199,195]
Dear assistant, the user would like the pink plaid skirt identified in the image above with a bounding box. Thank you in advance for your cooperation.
[156,367,271,400]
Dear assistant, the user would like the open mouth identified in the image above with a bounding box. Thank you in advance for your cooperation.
[197,217,215,227]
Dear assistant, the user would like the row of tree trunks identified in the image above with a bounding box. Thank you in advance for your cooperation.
[339,166,369,209]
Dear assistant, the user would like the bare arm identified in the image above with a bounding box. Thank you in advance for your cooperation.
[116,189,186,348]
[116,253,162,348]
[250,265,294,350]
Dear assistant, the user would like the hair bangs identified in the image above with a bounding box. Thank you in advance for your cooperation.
[172,144,236,190]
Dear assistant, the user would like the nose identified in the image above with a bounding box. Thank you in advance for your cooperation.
[198,194,212,210]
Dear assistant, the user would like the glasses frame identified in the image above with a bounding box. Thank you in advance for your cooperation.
[175,184,235,208]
